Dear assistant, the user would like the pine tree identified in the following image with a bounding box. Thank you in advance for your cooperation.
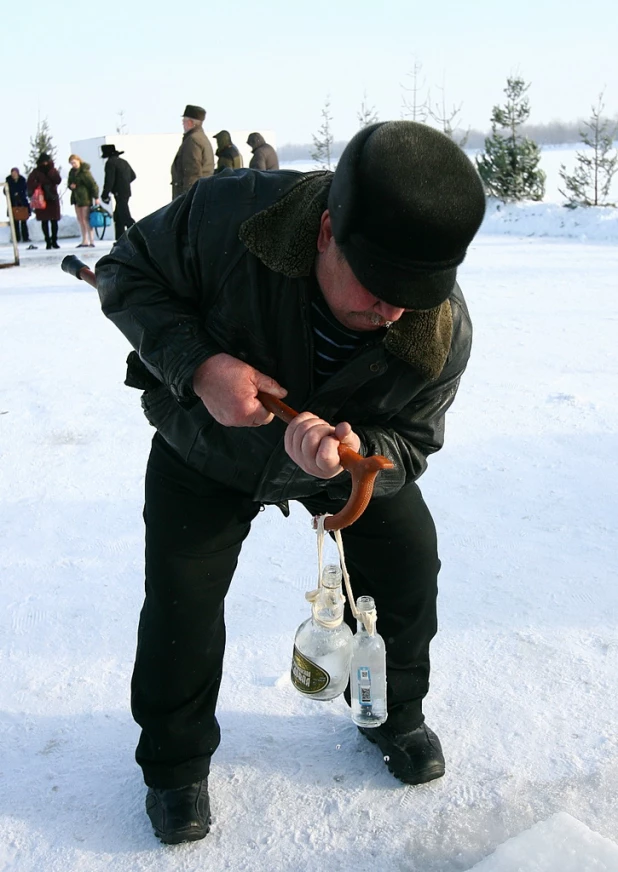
[558,93,618,207]
[401,58,427,122]
[311,97,334,170]
[116,109,128,135]
[427,80,469,148]
[357,91,379,128]
[25,118,58,176]
[476,76,545,201]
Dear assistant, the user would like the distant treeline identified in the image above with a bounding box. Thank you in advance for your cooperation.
[279,119,616,161]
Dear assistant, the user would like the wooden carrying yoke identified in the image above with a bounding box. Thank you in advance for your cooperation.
[61,255,395,530]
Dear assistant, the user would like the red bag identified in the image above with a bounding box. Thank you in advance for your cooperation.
[30,186,47,210]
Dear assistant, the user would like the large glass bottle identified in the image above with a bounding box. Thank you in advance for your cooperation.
[350,595,387,727]
[291,564,353,701]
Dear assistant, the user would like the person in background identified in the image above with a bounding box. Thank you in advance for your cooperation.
[171,105,214,199]
[213,130,243,172]
[68,154,100,248]
[247,132,279,171]
[96,120,486,845]
[5,167,32,244]
[27,154,62,250]
[101,144,136,241]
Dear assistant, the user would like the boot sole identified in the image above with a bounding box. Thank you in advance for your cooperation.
[153,818,211,845]
[361,729,445,785]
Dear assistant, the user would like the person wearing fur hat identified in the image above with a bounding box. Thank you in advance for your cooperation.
[27,154,62,249]
[5,167,32,243]
[101,144,136,241]
[247,132,279,171]
[68,154,100,247]
[96,120,486,845]
[213,130,243,172]
[170,105,214,199]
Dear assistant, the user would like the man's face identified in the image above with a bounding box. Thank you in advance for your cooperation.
[11,170,19,180]
[182,117,194,132]
[315,211,409,331]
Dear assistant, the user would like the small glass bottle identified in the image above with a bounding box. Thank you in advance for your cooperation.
[350,595,387,727]
[291,564,353,701]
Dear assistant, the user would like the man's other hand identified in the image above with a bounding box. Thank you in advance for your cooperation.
[284,413,361,479]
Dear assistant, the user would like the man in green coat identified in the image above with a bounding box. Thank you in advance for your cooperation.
[213,130,243,172]
[170,104,215,199]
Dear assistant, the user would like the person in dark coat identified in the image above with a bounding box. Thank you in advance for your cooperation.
[96,121,486,845]
[68,155,100,247]
[5,167,31,243]
[170,104,214,199]
[27,154,62,249]
[213,130,243,172]
[247,132,279,170]
[101,144,136,241]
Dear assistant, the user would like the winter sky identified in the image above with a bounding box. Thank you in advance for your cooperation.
[3,0,617,175]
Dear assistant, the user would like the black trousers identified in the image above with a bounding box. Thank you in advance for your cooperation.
[14,220,30,242]
[113,197,135,240]
[134,433,440,788]
[40,219,58,243]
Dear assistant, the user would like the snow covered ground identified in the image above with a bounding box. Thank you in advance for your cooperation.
[0,195,617,870]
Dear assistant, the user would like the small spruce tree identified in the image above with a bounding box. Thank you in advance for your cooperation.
[357,91,379,128]
[476,76,545,201]
[311,97,334,170]
[427,80,469,148]
[401,58,428,122]
[25,117,58,176]
[116,109,128,135]
[558,93,618,207]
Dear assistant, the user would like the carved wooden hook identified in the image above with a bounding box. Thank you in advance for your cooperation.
[257,395,394,531]
[61,256,395,531]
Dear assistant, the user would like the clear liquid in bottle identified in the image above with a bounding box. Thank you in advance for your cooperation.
[350,595,387,727]
[291,564,353,701]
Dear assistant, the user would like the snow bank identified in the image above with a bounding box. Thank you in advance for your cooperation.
[467,813,618,872]
[480,200,618,242]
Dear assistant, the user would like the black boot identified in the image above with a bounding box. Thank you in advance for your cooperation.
[359,722,445,785]
[146,780,211,844]
[42,220,52,249]
[51,220,60,249]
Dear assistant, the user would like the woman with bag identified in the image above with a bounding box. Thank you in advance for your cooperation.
[5,167,32,244]
[68,154,100,248]
[27,153,62,250]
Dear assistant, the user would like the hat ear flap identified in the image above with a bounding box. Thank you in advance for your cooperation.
[328,122,384,243]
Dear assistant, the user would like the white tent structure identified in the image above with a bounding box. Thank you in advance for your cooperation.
[70,130,276,222]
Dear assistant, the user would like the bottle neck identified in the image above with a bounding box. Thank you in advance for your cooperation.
[312,583,345,629]
[356,610,377,636]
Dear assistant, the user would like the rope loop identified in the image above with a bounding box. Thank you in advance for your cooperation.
[313,514,375,633]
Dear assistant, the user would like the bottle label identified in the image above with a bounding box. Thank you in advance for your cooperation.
[291,646,330,695]
[357,667,373,705]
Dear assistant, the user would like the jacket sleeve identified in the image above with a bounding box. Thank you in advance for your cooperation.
[95,188,224,402]
[249,152,266,171]
[351,298,472,498]
[183,137,206,189]
[87,171,99,199]
[102,163,114,199]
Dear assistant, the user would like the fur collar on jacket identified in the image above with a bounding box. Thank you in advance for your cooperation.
[239,172,453,380]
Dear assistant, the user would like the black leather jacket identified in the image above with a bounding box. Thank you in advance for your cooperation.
[96,168,472,505]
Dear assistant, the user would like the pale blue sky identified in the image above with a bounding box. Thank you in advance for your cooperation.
[2,0,616,175]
